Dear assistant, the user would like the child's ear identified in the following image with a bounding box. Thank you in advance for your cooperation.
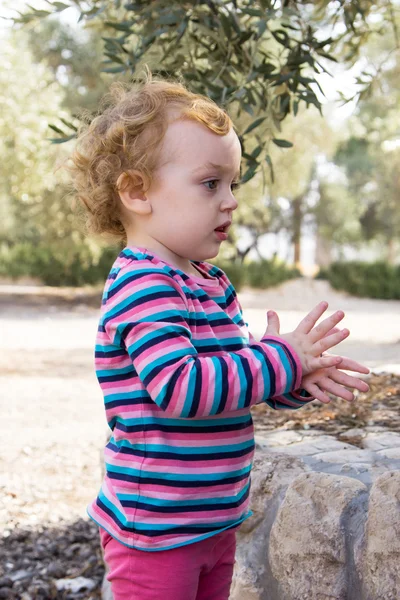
[117,170,152,216]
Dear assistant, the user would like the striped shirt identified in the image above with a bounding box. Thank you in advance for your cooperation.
[88,246,312,551]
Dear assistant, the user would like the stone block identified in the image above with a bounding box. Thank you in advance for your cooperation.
[362,432,400,451]
[360,471,400,600]
[256,435,356,457]
[269,472,367,600]
[312,449,375,464]
[230,450,308,600]
[376,447,400,459]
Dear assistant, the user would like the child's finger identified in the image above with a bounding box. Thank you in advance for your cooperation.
[308,355,343,372]
[333,357,370,374]
[329,370,370,392]
[303,381,331,404]
[309,310,345,343]
[265,310,280,335]
[295,301,328,334]
[318,377,354,402]
[315,329,349,354]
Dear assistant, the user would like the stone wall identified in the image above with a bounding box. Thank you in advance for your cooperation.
[231,429,400,600]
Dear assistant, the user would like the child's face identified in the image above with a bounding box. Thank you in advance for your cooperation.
[128,119,242,264]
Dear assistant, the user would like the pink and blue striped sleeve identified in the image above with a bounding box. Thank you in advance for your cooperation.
[243,324,313,410]
[103,267,306,418]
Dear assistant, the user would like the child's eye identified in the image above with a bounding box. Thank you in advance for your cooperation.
[231,181,240,192]
[203,180,219,191]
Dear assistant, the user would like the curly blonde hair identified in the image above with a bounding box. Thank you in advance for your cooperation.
[70,72,233,242]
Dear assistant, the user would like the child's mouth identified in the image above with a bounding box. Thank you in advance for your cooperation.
[214,222,231,233]
[214,229,228,241]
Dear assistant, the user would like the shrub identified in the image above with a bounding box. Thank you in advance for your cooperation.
[245,258,301,289]
[0,242,301,291]
[0,242,120,286]
[316,261,400,300]
[214,257,300,291]
[213,260,246,291]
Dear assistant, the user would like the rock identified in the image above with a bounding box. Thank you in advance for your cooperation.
[269,472,367,600]
[0,588,13,599]
[360,471,400,600]
[230,450,308,599]
[362,432,400,451]
[55,576,96,593]
[338,428,366,445]
[254,429,304,447]
[256,435,356,457]
[0,579,12,589]
[102,574,113,600]
[46,561,64,578]
[376,447,400,459]
[312,448,375,464]
[9,570,32,583]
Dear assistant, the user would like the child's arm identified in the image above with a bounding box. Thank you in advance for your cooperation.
[102,267,341,418]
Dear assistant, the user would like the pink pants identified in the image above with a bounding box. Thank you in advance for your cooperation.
[100,528,237,600]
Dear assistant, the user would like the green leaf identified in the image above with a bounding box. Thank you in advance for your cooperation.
[241,165,258,184]
[297,76,314,85]
[26,5,51,17]
[243,117,266,135]
[59,118,78,132]
[257,19,268,38]
[48,124,65,135]
[241,7,263,17]
[316,51,338,62]
[271,71,296,84]
[105,21,133,32]
[271,29,291,48]
[242,104,254,116]
[240,31,255,44]
[235,88,247,100]
[156,13,181,26]
[104,52,125,64]
[229,13,242,35]
[256,63,275,75]
[50,2,70,11]
[101,65,127,73]
[266,154,274,183]
[251,145,263,159]
[48,134,76,144]
[219,12,231,38]
[246,71,259,84]
[272,138,293,148]
[79,5,107,22]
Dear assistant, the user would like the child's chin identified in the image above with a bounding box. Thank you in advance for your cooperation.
[202,249,220,260]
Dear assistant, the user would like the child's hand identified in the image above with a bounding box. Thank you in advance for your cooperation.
[301,356,370,404]
[265,302,349,376]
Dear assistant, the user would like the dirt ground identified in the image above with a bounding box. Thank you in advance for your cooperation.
[0,278,399,598]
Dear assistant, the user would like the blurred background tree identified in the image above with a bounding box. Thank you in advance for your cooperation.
[0,0,399,291]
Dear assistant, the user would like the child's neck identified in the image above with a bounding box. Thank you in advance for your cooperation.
[126,236,204,278]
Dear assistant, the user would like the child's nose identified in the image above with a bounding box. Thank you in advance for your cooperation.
[222,192,239,211]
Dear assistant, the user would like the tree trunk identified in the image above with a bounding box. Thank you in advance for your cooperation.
[292,195,302,267]
[315,230,333,268]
